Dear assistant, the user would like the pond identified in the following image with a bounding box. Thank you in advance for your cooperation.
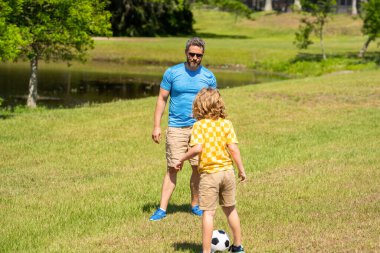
[0,61,286,108]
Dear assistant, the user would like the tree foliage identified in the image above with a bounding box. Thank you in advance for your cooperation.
[0,0,111,62]
[109,0,194,36]
[358,0,380,57]
[0,0,111,107]
[294,0,336,60]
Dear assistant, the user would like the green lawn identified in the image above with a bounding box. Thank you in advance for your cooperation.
[89,9,378,77]
[1,69,379,252]
[1,7,380,253]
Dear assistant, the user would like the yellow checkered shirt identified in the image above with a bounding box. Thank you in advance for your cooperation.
[190,118,238,174]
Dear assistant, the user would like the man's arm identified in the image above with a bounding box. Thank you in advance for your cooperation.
[152,88,170,144]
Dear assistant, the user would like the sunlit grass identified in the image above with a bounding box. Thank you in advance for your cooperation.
[87,9,376,76]
[1,7,379,252]
[1,69,379,252]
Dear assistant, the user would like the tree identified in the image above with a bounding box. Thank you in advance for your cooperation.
[358,0,380,58]
[294,0,302,11]
[109,0,194,36]
[264,0,273,11]
[294,0,336,60]
[0,0,111,108]
[352,0,358,15]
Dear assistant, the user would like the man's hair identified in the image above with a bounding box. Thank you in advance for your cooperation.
[185,37,205,52]
[192,88,227,120]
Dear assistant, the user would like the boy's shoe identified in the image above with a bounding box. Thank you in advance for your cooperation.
[229,245,245,253]
[191,205,203,216]
[149,208,166,221]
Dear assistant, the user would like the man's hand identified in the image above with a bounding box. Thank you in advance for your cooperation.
[152,127,161,144]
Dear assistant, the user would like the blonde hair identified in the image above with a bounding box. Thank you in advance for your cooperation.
[193,88,227,120]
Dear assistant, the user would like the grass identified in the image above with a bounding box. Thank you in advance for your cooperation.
[1,69,379,252]
[1,7,380,252]
[87,9,378,77]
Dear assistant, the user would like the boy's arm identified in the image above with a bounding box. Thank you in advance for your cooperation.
[227,143,247,182]
[174,144,202,170]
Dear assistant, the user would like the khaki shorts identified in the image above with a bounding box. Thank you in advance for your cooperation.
[199,169,236,211]
[166,126,199,168]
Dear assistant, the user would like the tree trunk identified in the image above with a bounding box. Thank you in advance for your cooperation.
[319,24,327,60]
[294,0,302,11]
[27,57,38,108]
[352,0,358,15]
[358,37,372,58]
[264,0,272,11]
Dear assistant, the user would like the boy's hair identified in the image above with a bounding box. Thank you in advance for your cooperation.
[185,37,205,53]
[193,88,227,120]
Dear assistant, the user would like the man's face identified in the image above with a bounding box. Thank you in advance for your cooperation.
[186,45,204,70]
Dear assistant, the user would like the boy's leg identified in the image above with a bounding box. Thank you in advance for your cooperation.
[159,166,178,211]
[222,206,242,247]
[202,210,215,253]
[190,165,200,207]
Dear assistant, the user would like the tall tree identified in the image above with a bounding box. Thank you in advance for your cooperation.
[109,0,194,36]
[294,0,336,60]
[264,0,273,11]
[352,0,358,15]
[358,0,380,57]
[0,0,111,108]
[294,0,302,10]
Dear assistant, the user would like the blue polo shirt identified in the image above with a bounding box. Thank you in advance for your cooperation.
[161,63,217,127]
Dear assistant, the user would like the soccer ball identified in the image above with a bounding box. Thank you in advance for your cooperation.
[211,229,230,252]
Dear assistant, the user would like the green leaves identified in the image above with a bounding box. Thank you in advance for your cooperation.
[361,0,380,40]
[294,0,336,59]
[294,18,314,49]
[0,0,111,63]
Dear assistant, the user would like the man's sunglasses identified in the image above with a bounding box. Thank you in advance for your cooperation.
[188,52,203,58]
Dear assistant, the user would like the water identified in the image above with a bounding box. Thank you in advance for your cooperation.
[0,61,286,108]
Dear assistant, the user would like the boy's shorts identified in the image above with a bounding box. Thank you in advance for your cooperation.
[166,126,199,168]
[199,169,236,211]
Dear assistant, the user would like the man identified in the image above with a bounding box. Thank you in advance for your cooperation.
[150,37,217,221]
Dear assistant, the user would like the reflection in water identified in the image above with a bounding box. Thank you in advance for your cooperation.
[0,62,286,108]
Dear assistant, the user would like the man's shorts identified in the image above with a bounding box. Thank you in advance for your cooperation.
[166,126,199,168]
[199,169,236,211]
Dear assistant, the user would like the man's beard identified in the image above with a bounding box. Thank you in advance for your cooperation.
[187,58,200,68]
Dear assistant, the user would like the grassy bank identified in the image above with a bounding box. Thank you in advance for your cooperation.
[89,9,378,77]
[1,69,379,252]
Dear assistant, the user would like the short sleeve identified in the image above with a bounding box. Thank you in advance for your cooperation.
[210,73,217,88]
[160,68,172,91]
[226,121,238,144]
[190,122,204,146]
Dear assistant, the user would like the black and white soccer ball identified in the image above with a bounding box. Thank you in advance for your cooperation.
[211,229,230,252]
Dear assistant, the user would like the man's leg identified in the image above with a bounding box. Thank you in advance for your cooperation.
[190,165,200,207]
[159,166,178,210]
[222,206,242,247]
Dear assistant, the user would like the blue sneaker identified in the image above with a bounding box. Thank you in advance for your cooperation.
[149,208,166,221]
[191,205,203,216]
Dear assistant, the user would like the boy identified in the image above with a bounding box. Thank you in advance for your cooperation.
[175,88,247,253]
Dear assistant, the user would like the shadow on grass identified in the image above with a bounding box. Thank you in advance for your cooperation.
[142,202,192,214]
[194,32,250,39]
[172,242,202,252]
[292,52,380,64]
[0,114,14,120]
